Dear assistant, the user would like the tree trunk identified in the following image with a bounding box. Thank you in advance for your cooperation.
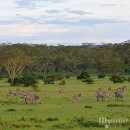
[10,79,14,86]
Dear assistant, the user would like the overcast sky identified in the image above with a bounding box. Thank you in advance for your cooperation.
[0,0,130,45]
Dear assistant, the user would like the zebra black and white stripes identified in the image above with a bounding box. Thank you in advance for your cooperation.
[18,90,41,104]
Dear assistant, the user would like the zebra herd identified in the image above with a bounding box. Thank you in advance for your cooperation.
[7,89,41,104]
[96,86,127,101]
[7,86,127,104]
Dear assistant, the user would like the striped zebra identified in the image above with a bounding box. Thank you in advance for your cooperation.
[7,90,17,98]
[16,89,41,104]
[115,86,127,101]
[96,88,112,101]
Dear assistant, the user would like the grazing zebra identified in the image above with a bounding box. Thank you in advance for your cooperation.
[7,90,17,98]
[96,88,112,101]
[16,89,41,104]
[96,90,103,101]
[20,92,41,104]
[73,93,82,101]
[58,89,68,94]
[115,86,126,101]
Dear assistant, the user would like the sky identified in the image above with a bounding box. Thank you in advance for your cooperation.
[0,0,130,45]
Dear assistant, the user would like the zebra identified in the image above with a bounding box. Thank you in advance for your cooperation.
[7,90,17,98]
[20,92,41,104]
[115,86,126,101]
[73,93,82,101]
[58,89,68,94]
[96,90,103,101]
[96,88,112,101]
[16,89,41,104]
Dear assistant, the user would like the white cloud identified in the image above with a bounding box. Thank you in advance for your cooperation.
[0,0,130,44]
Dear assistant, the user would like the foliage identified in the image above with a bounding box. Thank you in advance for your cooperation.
[82,77,94,84]
[127,76,130,82]
[0,47,35,86]
[8,73,37,87]
[110,74,126,83]
[32,72,44,79]
[44,75,55,84]
[21,74,37,87]
[46,117,59,121]
[43,73,64,84]
[53,73,64,81]
[98,73,105,78]
[77,71,90,80]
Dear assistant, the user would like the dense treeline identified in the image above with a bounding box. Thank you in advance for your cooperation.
[0,41,130,85]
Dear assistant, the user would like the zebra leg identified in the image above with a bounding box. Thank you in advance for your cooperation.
[25,99,27,104]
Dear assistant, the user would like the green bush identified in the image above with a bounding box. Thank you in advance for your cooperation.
[66,75,70,78]
[32,72,44,79]
[98,73,105,78]
[82,77,94,84]
[46,117,59,121]
[110,74,126,83]
[44,75,55,84]
[44,73,64,84]
[53,73,64,81]
[77,71,90,80]
[21,74,37,87]
[8,73,37,87]
[0,75,3,80]
[7,108,16,112]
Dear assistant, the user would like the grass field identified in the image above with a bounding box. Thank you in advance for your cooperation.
[0,76,130,130]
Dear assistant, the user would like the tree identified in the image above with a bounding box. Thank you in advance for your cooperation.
[0,47,34,86]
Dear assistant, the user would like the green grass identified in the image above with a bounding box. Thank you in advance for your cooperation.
[0,76,130,130]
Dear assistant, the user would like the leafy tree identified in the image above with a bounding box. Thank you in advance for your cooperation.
[0,47,34,86]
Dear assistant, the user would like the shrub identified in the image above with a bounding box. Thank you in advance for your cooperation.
[110,74,126,83]
[84,106,93,108]
[65,73,74,78]
[32,72,44,79]
[0,75,3,80]
[44,73,64,84]
[7,108,16,112]
[46,117,59,121]
[8,77,21,86]
[77,71,90,80]
[44,75,55,84]
[66,75,70,78]
[82,77,94,84]
[98,73,105,78]
[21,74,37,87]
[59,80,66,85]
[53,73,64,81]
[8,73,37,87]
